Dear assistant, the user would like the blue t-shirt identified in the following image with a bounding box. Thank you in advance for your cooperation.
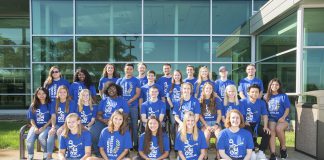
[222,102,245,119]
[238,77,264,98]
[175,130,208,160]
[193,80,215,98]
[183,78,197,86]
[98,97,129,120]
[27,104,51,128]
[141,100,166,118]
[98,129,133,159]
[156,76,172,99]
[240,98,268,124]
[138,133,170,159]
[46,78,70,102]
[140,83,165,103]
[267,93,290,121]
[98,77,119,90]
[217,128,254,159]
[69,82,97,102]
[174,96,201,121]
[201,98,223,122]
[77,105,98,125]
[50,100,77,127]
[214,79,235,99]
[166,84,181,109]
[116,77,141,107]
[59,130,92,159]
[137,76,148,86]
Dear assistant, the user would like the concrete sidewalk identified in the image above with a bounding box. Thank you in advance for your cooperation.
[0,147,315,160]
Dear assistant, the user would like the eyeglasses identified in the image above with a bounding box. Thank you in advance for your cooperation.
[52,71,60,74]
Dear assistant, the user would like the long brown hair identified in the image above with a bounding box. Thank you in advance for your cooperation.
[143,116,164,155]
[101,64,119,78]
[169,70,183,94]
[31,87,50,113]
[62,113,83,138]
[265,78,283,103]
[55,86,71,114]
[178,82,193,111]
[180,111,199,142]
[107,110,128,135]
[43,66,61,88]
[78,89,93,112]
[200,82,217,115]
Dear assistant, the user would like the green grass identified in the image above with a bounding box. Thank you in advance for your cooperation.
[0,120,27,149]
[257,131,295,148]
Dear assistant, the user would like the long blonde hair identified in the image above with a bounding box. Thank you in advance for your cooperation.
[55,86,71,114]
[178,82,193,111]
[44,66,61,88]
[62,113,83,138]
[195,66,211,98]
[107,110,128,135]
[78,89,93,112]
[223,85,239,106]
[180,111,198,142]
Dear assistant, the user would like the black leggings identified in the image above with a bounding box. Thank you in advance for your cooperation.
[244,123,270,151]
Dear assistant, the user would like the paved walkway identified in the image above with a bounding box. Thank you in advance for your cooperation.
[0,147,315,160]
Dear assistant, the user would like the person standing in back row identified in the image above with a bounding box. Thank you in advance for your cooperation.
[238,64,264,99]
[214,66,235,100]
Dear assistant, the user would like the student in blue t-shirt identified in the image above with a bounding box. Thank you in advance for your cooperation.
[43,66,70,102]
[218,109,254,160]
[98,64,119,98]
[58,113,92,160]
[238,64,264,99]
[174,82,201,127]
[97,110,132,160]
[264,78,290,160]
[175,111,208,160]
[47,86,77,158]
[76,89,97,129]
[138,116,170,159]
[26,87,51,160]
[222,85,245,124]
[116,63,141,148]
[91,82,129,156]
[137,62,148,86]
[214,66,235,100]
[156,64,172,98]
[194,66,215,99]
[141,86,166,128]
[69,68,97,103]
[183,65,197,86]
[241,84,270,159]
[199,82,222,157]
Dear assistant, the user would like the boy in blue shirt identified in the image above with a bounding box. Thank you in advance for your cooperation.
[183,65,197,86]
[238,64,264,99]
[214,66,235,100]
[137,62,148,86]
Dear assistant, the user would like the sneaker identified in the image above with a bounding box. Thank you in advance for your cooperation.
[280,148,288,159]
[251,151,257,160]
[257,150,267,160]
[270,153,277,160]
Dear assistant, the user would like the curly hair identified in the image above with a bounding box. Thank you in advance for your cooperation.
[73,68,93,89]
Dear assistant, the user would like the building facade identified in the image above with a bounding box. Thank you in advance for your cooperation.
[0,0,323,109]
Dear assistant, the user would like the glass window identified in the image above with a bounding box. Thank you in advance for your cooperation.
[212,36,251,62]
[253,0,268,11]
[76,36,141,62]
[212,0,251,34]
[32,0,73,34]
[0,46,29,68]
[143,36,209,62]
[32,64,73,92]
[303,49,324,92]
[0,69,31,94]
[304,8,324,46]
[33,37,73,62]
[0,95,31,109]
[76,0,141,34]
[212,63,249,86]
[256,12,297,60]
[0,18,30,45]
[144,0,210,34]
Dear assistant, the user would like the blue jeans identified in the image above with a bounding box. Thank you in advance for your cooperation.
[129,106,139,146]
[26,126,50,155]
[47,125,62,154]
[89,120,106,156]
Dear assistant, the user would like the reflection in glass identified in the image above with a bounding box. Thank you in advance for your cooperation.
[76,36,141,62]
[76,0,141,34]
[304,8,324,46]
[144,0,210,34]
[303,49,324,92]
[0,18,30,45]
[0,47,29,67]
[212,0,251,34]
[253,0,268,11]
[143,37,209,62]
[32,0,73,34]
[0,95,31,109]
[33,37,73,62]
[33,64,73,92]
[0,69,31,94]
[212,36,251,62]
[256,12,296,60]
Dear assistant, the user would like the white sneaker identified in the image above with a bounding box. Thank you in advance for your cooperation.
[251,151,257,160]
[257,150,267,160]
